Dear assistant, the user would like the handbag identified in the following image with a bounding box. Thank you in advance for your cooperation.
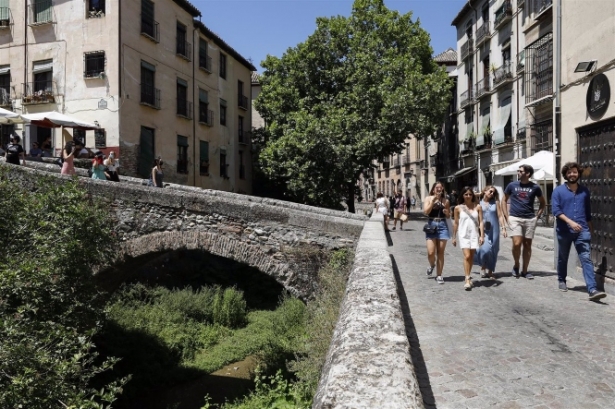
[400,213,408,222]
[423,224,437,234]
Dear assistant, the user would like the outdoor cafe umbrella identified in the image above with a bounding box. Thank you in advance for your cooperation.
[494,150,554,177]
[20,111,100,130]
[0,107,25,125]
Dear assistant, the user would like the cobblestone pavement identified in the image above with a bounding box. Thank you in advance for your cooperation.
[389,216,615,409]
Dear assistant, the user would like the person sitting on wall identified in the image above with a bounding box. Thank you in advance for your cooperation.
[74,141,93,158]
[29,142,43,158]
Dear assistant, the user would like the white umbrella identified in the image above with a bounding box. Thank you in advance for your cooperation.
[20,111,100,130]
[532,167,554,181]
[494,150,554,176]
[0,107,24,124]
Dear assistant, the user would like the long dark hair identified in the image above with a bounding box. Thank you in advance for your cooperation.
[458,186,477,205]
[64,141,73,155]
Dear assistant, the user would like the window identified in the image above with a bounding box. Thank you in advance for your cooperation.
[0,0,9,26]
[177,135,188,174]
[87,0,105,18]
[176,78,188,117]
[176,22,191,60]
[238,80,247,109]
[525,33,553,103]
[220,148,228,178]
[94,128,106,148]
[73,129,86,146]
[32,60,53,95]
[199,140,209,175]
[199,88,212,125]
[140,60,159,108]
[220,99,227,126]
[219,53,227,79]
[199,38,211,72]
[32,0,53,24]
[141,0,158,42]
[239,151,245,180]
[0,67,9,105]
[84,51,105,78]
[138,126,155,178]
[238,116,244,143]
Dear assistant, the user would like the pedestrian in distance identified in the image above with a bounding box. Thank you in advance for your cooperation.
[91,152,107,180]
[60,141,76,176]
[452,186,485,290]
[552,162,606,301]
[388,195,395,225]
[410,196,417,210]
[423,182,451,284]
[104,151,120,182]
[374,192,390,231]
[5,134,26,166]
[148,157,164,188]
[29,141,43,158]
[448,189,458,218]
[502,164,546,279]
[474,185,507,279]
[392,190,407,230]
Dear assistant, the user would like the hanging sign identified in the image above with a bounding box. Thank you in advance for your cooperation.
[586,73,610,120]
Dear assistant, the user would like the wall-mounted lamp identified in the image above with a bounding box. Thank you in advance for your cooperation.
[574,60,597,73]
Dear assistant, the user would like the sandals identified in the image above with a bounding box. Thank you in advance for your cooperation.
[464,277,472,291]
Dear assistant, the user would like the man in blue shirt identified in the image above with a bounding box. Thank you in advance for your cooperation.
[552,162,606,301]
[503,164,546,279]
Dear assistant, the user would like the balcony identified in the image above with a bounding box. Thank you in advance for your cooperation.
[493,61,514,88]
[460,88,474,109]
[238,129,250,145]
[475,77,491,98]
[533,0,553,18]
[460,38,474,60]
[517,127,527,141]
[476,134,493,150]
[393,158,400,167]
[28,0,53,26]
[141,19,159,43]
[140,83,160,109]
[176,99,193,119]
[238,94,248,110]
[516,50,525,73]
[402,155,411,165]
[461,138,475,155]
[199,55,212,73]
[22,82,57,105]
[176,41,192,61]
[494,0,513,30]
[475,22,491,47]
[0,7,11,28]
[0,87,12,106]
[199,108,213,126]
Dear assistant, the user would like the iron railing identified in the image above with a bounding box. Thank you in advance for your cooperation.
[533,0,553,16]
[476,77,491,98]
[516,50,525,72]
[460,88,474,109]
[494,0,513,29]
[199,55,212,72]
[493,61,514,87]
[22,81,57,104]
[530,120,553,153]
[460,38,474,60]
[176,40,192,61]
[402,155,411,165]
[461,138,476,154]
[176,99,193,119]
[140,83,160,109]
[238,94,248,110]
[199,108,213,126]
[84,51,105,78]
[141,18,159,42]
[475,22,490,46]
[29,0,53,25]
[525,33,553,104]
[518,0,525,8]
[393,157,400,167]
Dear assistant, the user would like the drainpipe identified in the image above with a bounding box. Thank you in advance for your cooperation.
[118,0,122,157]
[192,18,199,187]
[553,0,562,268]
[515,0,520,160]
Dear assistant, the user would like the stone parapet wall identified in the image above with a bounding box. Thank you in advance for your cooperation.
[313,212,423,409]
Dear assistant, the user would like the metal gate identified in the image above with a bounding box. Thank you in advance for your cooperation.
[578,118,615,279]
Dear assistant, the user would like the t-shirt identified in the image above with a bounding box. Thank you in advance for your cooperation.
[504,181,543,219]
[376,197,388,214]
[6,143,24,164]
[394,195,406,210]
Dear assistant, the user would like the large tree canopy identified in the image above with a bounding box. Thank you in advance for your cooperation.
[255,0,452,211]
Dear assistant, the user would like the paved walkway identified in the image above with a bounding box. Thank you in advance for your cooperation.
[389,216,615,409]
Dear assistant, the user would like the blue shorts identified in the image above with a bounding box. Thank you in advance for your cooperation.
[425,219,450,240]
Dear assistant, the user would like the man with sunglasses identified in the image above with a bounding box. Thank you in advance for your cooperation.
[502,164,546,279]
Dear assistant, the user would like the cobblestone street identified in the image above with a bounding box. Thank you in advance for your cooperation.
[390,215,615,409]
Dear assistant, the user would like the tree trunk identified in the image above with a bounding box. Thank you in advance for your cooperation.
[346,183,355,213]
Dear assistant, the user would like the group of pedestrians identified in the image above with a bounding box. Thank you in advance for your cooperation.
[382,162,605,301]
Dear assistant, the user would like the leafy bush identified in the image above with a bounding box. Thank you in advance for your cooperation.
[0,172,127,408]
[212,287,248,328]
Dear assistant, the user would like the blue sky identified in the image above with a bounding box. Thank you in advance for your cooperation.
[191,0,467,72]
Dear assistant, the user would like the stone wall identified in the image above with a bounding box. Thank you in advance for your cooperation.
[2,162,365,298]
[313,212,424,409]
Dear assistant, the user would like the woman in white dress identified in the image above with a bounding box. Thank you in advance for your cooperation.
[374,192,390,231]
[452,186,485,290]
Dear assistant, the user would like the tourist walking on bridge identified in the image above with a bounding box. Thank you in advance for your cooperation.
[552,162,606,301]
[474,185,506,279]
[392,190,406,230]
[148,157,164,188]
[375,192,390,231]
[423,182,451,284]
[502,164,546,279]
[452,186,485,290]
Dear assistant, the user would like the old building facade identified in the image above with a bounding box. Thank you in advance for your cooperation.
[0,0,254,193]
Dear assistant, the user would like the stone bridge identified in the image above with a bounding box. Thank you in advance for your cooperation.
[3,161,423,408]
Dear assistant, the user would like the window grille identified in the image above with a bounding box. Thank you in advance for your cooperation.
[525,33,553,104]
[84,51,105,78]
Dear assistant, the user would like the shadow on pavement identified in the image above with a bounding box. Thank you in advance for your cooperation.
[390,254,437,409]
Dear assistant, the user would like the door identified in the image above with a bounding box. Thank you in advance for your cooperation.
[578,118,615,279]
[139,126,155,178]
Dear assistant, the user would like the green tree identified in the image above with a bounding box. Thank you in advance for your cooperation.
[0,172,127,408]
[255,0,452,211]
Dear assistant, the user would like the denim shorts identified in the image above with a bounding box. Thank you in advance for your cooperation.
[425,219,450,240]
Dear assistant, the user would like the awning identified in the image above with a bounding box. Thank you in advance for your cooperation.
[454,166,476,178]
[495,150,554,176]
[493,100,512,144]
[33,59,53,73]
[0,107,24,124]
[477,112,490,146]
[20,111,100,130]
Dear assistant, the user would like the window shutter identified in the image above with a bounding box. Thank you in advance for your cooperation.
[177,135,188,147]
[33,60,53,73]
